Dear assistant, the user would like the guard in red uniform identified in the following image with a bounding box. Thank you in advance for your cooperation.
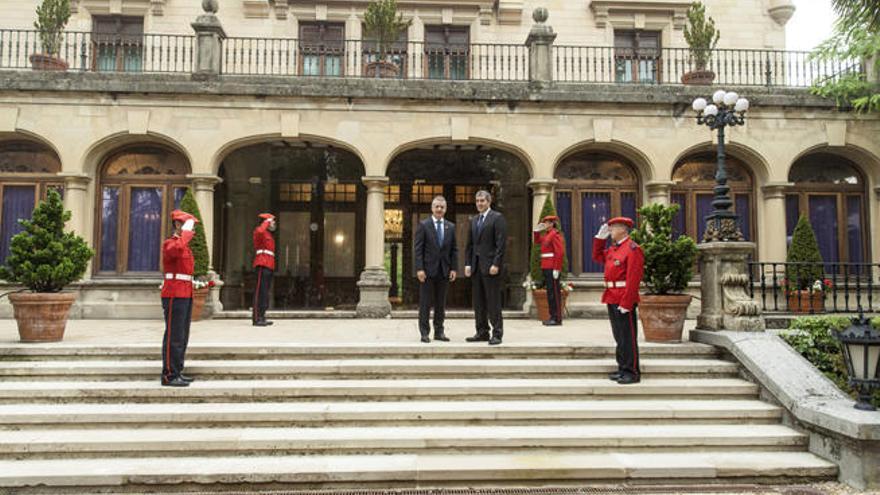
[533,215,565,326]
[592,217,644,385]
[252,213,276,326]
[161,209,198,387]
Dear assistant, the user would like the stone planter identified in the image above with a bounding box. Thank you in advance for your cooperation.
[681,70,715,85]
[786,290,825,314]
[191,287,210,321]
[365,60,400,78]
[29,54,68,71]
[532,289,568,321]
[8,292,77,342]
[638,294,693,343]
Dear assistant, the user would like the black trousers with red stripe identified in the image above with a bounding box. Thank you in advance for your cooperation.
[542,269,563,322]
[161,297,192,380]
[253,266,273,323]
[607,303,640,378]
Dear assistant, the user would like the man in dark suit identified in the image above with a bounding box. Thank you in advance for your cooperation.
[464,190,507,345]
[414,196,458,343]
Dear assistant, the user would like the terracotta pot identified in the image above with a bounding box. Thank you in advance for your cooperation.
[638,294,693,343]
[786,290,825,314]
[191,287,210,321]
[532,289,568,321]
[8,292,77,343]
[681,70,715,85]
[29,54,68,71]
[366,60,400,78]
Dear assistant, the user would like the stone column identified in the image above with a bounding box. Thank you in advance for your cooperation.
[59,173,93,279]
[875,186,880,283]
[192,0,226,76]
[760,182,792,264]
[528,178,557,224]
[187,174,223,271]
[409,15,425,79]
[525,8,556,84]
[697,242,764,332]
[645,181,674,205]
[357,176,391,318]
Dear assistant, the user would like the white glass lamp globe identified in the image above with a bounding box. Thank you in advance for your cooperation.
[704,104,719,116]
[723,91,739,106]
[712,90,726,104]
[692,98,708,112]
[734,98,750,112]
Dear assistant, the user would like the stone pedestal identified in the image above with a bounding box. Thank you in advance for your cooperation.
[697,242,764,331]
[357,176,391,318]
[525,8,556,84]
[192,6,226,77]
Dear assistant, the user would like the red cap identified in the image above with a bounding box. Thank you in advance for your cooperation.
[607,216,634,228]
[258,213,275,221]
[541,215,559,224]
[170,210,198,223]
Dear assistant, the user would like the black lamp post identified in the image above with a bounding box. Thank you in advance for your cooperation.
[692,90,750,243]
[835,311,880,411]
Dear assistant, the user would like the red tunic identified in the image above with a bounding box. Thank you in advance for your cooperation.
[592,236,644,312]
[253,221,276,270]
[160,229,195,299]
[533,228,565,271]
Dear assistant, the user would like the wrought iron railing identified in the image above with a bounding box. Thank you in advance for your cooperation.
[0,29,195,73]
[749,262,880,314]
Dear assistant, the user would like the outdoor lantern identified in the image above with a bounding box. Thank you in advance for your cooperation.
[835,311,880,411]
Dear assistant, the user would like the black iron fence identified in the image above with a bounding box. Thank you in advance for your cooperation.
[749,262,880,314]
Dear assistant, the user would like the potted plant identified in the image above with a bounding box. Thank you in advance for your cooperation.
[682,1,720,85]
[527,195,571,321]
[0,190,93,342]
[784,215,829,314]
[179,188,214,321]
[30,0,71,71]
[363,0,411,78]
[630,203,698,342]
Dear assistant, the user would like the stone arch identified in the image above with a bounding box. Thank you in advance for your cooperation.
[552,139,655,184]
[383,137,536,179]
[211,134,369,177]
[82,131,194,179]
[671,141,770,186]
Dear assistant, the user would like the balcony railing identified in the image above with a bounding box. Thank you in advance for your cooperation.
[0,29,194,73]
[749,262,880,314]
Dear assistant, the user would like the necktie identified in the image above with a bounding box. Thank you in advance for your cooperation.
[477,214,485,231]
[436,220,444,245]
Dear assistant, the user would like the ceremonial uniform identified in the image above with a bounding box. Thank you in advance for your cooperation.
[533,215,565,325]
[592,217,644,384]
[252,213,276,326]
[161,210,197,387]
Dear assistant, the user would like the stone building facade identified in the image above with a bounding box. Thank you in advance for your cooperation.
[1,0,878,319]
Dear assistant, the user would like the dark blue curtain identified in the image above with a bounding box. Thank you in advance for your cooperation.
[671,193,686,237]
[809,195,839,269]
[100,187,119,271]
[582,192,610,273]
[0,186,35,264]
[174,187,186,209]
[127,187,163,272]
[785,194,799,248]
[735,194,751,241]
[846,195,864,263]
[696,194,714,242]
[555,192,572,272]
[621,192,637,227]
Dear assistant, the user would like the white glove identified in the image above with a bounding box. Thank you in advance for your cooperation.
[619,307,629,314]
[595,223,610,239]
[533,223,547,232]
[552,270,560,280]
[182,219,196,232]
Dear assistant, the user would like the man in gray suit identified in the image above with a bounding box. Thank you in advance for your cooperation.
[414,196,458,343]
[464,190,507,345]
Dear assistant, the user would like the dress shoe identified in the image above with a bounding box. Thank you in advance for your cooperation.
[488,337,503,346]
[542,320,562,326]
[433,333,450,342]
[161,377,190,387]
[180,374,194,383]
[607,371,622,381]
[617,374,641,385]
[420,335,431,343]
[466,334,490,342]
[254,320,274,327]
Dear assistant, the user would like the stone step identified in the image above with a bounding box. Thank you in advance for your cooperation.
[0,358,740,381]
[0,399,783,428]
[0,424,809,458]
[0,378,760,404]
[0,451,837,490]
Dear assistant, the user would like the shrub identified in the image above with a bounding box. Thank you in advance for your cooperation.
[178,188,209,278]
[785,215,825,291]
[34,0,71,57]
[630,203,698,295]
[683,2,720,71]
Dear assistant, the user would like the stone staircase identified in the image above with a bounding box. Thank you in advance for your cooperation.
[0,342,837,492]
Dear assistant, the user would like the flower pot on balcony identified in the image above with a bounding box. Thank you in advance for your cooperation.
[8,292,77,342]
[532,289,568,322]
[29,54,68,71]
[638,294,693,343]
[786,290,825,314]
[681,70,715,85]
[366,60,400,78]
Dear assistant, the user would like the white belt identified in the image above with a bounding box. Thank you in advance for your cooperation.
[605,281,626,288]
[256,249,275,257]
[540,253,555,258]
[164,273,193,282]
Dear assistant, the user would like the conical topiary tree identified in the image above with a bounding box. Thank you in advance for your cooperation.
[785,215,825,291]
[178,188,209,278]
[0,189,93,292]
[529,195,568,289]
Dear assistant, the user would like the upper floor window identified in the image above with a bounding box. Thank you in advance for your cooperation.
[300,22,345,77]
[614,30,660,83]
[425,26,469,80]
[92,16,145,72]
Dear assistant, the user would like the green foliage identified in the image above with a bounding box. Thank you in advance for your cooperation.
[630,203,697,295]
[782,315,880,408]
[33,0,71,56]
[363,0,411,58]
[0,189,93,292]
[785,215,825,291]
[529,195,568,289]
[683,2,720,71]
[832,0,880,34]
[178,188,209,278]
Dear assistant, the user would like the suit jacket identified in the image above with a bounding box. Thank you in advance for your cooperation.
[465,209,507,275]
[414,217,458,278]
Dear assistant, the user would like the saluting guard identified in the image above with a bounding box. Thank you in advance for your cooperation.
[161,209,198,387]
[252,213,276,327]
[533,215,565,326]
